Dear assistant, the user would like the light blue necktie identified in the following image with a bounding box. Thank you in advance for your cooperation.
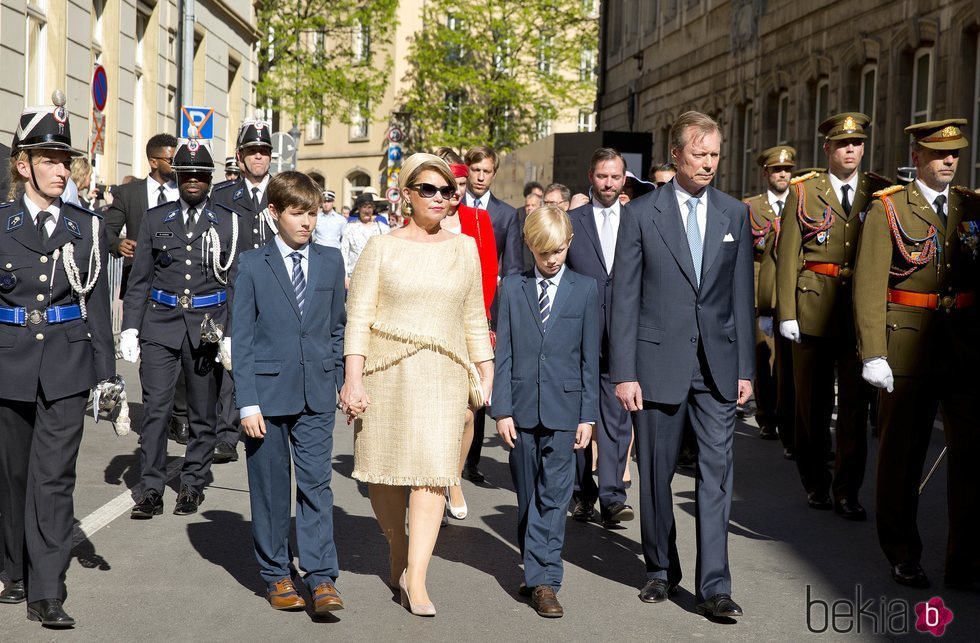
[290,252,306,314]
[686,196,702,285]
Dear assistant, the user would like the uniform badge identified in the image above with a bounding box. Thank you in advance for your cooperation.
[859,210,867,223]
[0,271,16,291]
[64,217,82,238]
[910,252,921,261]
[164,211,178,223]
[187,139,200,152]
[53,106,68,124]
[159,251,173,267]
[816,231,828,245]
[233,188,244,200]
[6,213,23,231]
[155,231,174,238]
[207,210,217,223]
[754,236,766,250]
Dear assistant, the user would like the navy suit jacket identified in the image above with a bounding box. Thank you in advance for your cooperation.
[491,268,600,431]
[232,241,346,416]
[485,193,523,277]
[608,181,755,404]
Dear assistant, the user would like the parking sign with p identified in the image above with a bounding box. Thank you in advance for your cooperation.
[180,106,215,139]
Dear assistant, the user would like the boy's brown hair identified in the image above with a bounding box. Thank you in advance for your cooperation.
[267,171,322,213]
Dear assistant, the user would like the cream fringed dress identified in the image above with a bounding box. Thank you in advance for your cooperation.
[345,233,494,486]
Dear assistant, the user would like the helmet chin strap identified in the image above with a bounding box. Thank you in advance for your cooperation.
[27,150,41,193]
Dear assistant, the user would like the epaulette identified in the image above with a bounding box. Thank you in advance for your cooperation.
[743,193,765,205]
[790,171,818,185]
[211,179,235,191]
[211,202,241,216]
[872,185,905,199]
[865,171,894,187]
[952,185,980,200]
[0,200,14,210]
[147,200,180,216]
[63,201,103,218]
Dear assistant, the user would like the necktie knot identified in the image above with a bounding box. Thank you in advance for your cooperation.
[290,251,306,314]
[775,199,784,216]
[840,184,852,213]
[290,251,302,265]
[185,207,197,235]
[538,279,552,327]
[934,194,947,219]
[474,198,482,210]
[36,210,52,244]
[157,185,167,206]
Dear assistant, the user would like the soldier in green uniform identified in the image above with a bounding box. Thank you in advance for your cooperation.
[775,113,890,519]
[854,119,980,590]
[743,146,795,445]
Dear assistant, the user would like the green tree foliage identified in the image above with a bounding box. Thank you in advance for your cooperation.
[255,0,399,127]
[401,0,599,152]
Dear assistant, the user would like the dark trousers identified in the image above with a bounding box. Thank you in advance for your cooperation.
[138,338,220,494]
[245,410,338,587]
[774,334,796,451]
[753,327,777,430]
[791,334,870,501]
[0,389,87,602]
[465,406,488,469]
[172,369,188,423]
[633,349,734,601]
[510,425,575,590]
[573,372,632,511]
[876,375,980,578]
[215,367,240,446]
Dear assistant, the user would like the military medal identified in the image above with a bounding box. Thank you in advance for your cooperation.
[0,271,16,291]
[817,231,828,244]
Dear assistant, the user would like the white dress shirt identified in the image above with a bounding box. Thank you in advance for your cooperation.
[465,189,493,210]
[914,179,950,217]
[534,263,564,307]
[828,173,859,212]
[244,174,271,206]
[767,189,789,216]
[24,197,60,238]
[314,210,348,248]
[673,180,707,242]
[592,198,621,264]
[178,199,205,229]
[241,237,312,420]
[146,175,179,206]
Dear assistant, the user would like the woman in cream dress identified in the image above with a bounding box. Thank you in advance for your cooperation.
[341,153,494,616]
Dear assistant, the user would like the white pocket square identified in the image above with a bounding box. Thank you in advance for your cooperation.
[723,233,735,242]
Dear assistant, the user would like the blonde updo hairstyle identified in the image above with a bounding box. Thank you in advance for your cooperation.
[398,153,456,192]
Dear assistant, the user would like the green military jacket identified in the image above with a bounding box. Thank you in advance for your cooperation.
[775,170,889,337]
[743,193,779,313]
[853,183,980,376]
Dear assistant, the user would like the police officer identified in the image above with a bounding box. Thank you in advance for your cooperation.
[119,130,239,519]
[209,119,273,462]
[0,91,115,627]
[743,146,795,445]
[854,119,980,590]
[775,113,890,519]
[224,155,240,182]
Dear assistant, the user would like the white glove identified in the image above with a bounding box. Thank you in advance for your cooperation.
[862,357,894,392]
[779,320,801,343]
[218,337,232,371]
[119,329,140,363]
[758,316,773,337]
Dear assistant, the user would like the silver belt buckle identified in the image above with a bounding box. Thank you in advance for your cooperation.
[178,295,191,309]
[27,309,45,326]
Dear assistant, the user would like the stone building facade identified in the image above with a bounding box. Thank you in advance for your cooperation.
[597,0,980,197]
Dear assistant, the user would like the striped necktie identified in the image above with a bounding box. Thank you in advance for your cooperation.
[686,196,702,285]
[290,251,306,314]
[539,279,552,327]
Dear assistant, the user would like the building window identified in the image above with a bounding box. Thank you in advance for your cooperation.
[776,92,789,145]
[444,92,463,134]
[579,48,596,83]
[352,21,370,64]
[447,14,463,63]
[577,109,595,133]
[535,117,551,139]
[91,0,104,50]
[859,64,877,171]
[349,99,369,140]
[740,104,754,197]
[911,48,932,125]
[308,108,322,141]
[812,79,829,164]
[537,36,553,74]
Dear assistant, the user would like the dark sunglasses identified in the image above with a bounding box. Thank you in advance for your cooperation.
[409,183,456,200]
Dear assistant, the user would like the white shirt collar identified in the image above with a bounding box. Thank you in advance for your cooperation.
[767,189,789,211]
[828,172,859,202]
[591,198,621,216]
[914,179,949,213]
[466,189,492,208]
[245,174,271,202]
[24,196,62,223]
[534,263,565,287]
[274,235,310,261]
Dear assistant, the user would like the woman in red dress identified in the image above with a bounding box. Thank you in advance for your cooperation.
[438,149,497,519]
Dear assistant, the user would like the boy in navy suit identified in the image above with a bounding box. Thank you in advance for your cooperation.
[492,206,600,618]
[232,172,346,614]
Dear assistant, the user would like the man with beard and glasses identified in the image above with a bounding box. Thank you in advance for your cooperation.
[120,130,240,519]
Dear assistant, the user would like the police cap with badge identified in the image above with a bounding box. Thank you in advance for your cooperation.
[10,90,84,191]
[236,119,272,150]
[170,126,216,174]
[819,112,870,141]
[905,118,969,151]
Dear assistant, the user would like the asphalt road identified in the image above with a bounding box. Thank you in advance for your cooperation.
[0,357,975,641]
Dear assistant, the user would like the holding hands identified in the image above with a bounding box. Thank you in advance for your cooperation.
[339,378,370,424]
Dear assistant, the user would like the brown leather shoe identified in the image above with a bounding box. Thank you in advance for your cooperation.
[530,585,563,618]
[267,579,306,610]
[312,581,344,614]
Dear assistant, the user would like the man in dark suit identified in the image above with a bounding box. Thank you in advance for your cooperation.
[610,111,754,618]
[492,206,599,618]
[565,148,635,527]
[233,172,346,613]
[209,119,274,463]
[462,145,523,482]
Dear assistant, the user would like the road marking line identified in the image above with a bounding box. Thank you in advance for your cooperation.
[72,458,184,547]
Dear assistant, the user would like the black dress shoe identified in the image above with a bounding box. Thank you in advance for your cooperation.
[168,417,189,445]
[639,579,678,603]
[461,465,485,483]
[130,489,163,519]
[758,425,779,440]
[891,563,929,588]
[601,502,635,526]
[27,599,75,628]
[834,498,867,521]
[807,492,833,510]
[213,441,239,463]
[0,580,26,603]
[783,447,795,460]
[570,500,595,522]
[696,593,743,618]
[173,486,204,515]
[518,582,532,597]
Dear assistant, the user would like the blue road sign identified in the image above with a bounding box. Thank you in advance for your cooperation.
[180,106,215,139]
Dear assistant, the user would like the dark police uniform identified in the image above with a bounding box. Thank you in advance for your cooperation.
[775,113,890,517]
[854,119,980,590]
[208,120,274,460]
[122,135,240,516]
[0,94,114,625]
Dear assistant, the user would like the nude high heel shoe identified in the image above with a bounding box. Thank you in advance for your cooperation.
[445,486,467,520]
[399,571,436,617]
